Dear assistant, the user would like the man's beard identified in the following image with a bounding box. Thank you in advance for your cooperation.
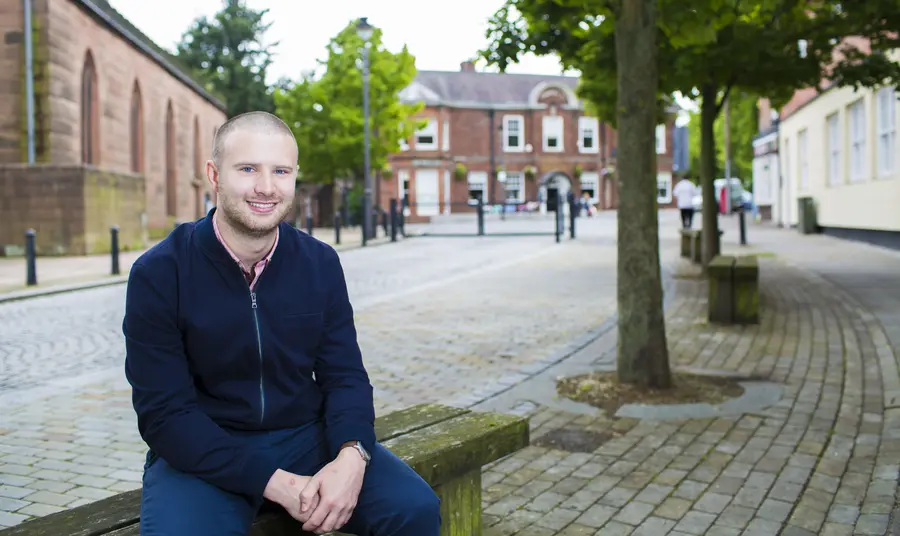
[218,196,291,239]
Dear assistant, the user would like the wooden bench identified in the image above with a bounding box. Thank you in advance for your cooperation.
[0,404,529,536]
[707,254,759,324]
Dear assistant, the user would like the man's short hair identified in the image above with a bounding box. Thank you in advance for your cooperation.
[212,111,296,165]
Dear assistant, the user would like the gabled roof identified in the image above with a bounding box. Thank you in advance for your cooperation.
[401,70,581,110]
[72,0,226,112]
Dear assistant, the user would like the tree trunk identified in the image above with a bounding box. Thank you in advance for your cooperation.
[699,83,720,268]
[614,0,671,389]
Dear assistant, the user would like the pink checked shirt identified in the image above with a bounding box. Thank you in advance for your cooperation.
[212,213,279,290]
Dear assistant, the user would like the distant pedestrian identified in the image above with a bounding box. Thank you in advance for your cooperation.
[673,176,698,229]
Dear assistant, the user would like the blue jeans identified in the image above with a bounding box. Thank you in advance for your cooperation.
[139,421,441,535]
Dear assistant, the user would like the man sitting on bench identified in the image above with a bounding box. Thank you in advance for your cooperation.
[123,111,441,536]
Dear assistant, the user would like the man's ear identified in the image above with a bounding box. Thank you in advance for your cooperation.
[206,160,219,192]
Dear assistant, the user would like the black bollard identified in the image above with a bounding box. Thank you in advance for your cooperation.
[381,210,388,237]
[569,198,576,239]
[25,229,37,286]
[477,198,485,236]
[334,213,341,245]
[110,225,120,275]
[389,199,398,242]
[739,209,748,245]
[306,213,313,236]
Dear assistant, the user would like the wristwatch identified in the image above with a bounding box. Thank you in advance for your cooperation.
[344,441,371,466]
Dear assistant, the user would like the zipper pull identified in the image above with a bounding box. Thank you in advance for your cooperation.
[250,292,258,308]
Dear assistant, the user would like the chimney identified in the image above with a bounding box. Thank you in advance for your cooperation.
[757,98,772,132]
[460,60,475,72]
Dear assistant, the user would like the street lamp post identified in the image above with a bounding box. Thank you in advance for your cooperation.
[357,17,374,245]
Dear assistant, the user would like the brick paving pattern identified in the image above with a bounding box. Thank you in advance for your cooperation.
[477,218,900,536]
[1,212,899,536]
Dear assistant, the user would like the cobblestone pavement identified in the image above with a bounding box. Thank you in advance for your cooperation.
[0,214,624,526]
[476,216,900,536]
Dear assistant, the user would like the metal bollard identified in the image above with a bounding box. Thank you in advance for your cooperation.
[334,213,341,245]
[110,225,120,275]
[569,198,576,239]
[25,229,37,286]
[477,198,485,236]
[739,209,748,245]
[389,199,398,242]
[306,213,313,236]
[555,196,562,243]
[381,211,388,237]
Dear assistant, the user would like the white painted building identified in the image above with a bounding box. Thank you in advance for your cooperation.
[768,79,899,247]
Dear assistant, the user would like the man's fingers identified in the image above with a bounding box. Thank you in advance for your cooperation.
[298,479,320,513]
[302,500,332,532]
[336,506,354,531]
[317,509,343,534]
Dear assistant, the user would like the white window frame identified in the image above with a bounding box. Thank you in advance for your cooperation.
[503,172,525,203]
[579,171,599,204]
[414,119,438,150]
[876,86,896,178]
[578,117,599,154]
[467,170,488,205]
[827,112,842,186]
[503,115,524,152]
[441,120,450,151]
[798,128,809,191]
[656,172,672,204]
[656,124,667,154]
[848,99,867,182]
[542,115,564,152]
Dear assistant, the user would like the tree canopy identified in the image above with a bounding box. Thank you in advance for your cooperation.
[273,21,423,186]
[175,0,278,118]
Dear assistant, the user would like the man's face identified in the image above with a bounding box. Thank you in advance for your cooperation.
[207,128,297,237]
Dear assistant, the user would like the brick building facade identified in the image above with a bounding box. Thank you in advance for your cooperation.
[381,61,679,222]
[0,0,226,255]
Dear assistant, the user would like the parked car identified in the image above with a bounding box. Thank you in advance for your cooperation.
[692,178,747,213]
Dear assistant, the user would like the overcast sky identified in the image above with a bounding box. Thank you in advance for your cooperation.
[110,0,576,82]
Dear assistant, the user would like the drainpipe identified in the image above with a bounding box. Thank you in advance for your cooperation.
[23,0,36,164]
[488,109,495,204]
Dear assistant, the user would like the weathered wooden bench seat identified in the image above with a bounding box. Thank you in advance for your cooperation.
[0,404,529,536]
[707,254,759,324]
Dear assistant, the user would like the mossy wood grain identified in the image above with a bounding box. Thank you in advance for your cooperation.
[381,410,529,488]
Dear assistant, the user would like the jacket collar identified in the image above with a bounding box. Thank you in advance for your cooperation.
[196,207,288,268]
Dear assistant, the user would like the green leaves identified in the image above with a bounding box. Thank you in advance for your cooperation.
[175,0,277,117]
[274,20,423,186]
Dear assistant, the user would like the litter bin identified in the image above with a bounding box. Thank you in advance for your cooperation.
[797,196,818,235]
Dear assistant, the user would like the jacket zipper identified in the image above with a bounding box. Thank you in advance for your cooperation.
[250,291,265,425]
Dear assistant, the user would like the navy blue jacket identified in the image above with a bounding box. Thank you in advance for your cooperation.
[122,210,375,497]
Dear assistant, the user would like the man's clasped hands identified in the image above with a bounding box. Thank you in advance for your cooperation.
[263,447,367,534]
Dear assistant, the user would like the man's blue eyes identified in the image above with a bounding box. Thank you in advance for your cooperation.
[239,167,288,174]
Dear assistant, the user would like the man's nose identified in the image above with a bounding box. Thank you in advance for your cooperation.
[254,171,277,196]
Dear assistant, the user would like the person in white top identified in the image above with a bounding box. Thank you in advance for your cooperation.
[672,176,698,229]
